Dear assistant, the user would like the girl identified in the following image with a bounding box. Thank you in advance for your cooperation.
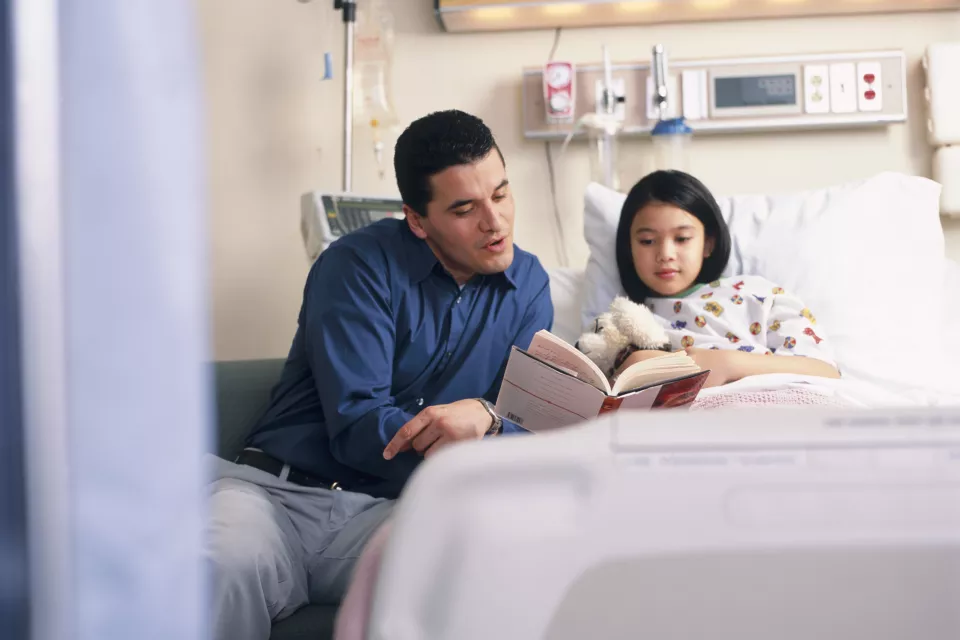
[615,170,840,388]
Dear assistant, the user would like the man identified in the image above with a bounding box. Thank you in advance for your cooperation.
[206,109,553,640]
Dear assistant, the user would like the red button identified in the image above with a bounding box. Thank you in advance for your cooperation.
[863,73,876,84]
[865,89,877,100]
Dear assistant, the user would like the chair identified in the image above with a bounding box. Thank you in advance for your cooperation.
[213,359,338,640]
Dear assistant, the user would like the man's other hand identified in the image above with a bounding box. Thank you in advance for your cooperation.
[383,399,492,461]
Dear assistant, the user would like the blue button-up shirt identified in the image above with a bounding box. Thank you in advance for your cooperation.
[246,219,553,499]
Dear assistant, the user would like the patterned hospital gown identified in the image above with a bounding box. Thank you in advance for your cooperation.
[645,275,836,366]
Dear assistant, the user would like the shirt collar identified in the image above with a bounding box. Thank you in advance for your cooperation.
[405,227,519,289]
[649,282,704,299]
[406,227,441,283]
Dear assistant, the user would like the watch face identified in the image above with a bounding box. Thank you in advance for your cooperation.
[478,399,501,434]
[546,64,572,89]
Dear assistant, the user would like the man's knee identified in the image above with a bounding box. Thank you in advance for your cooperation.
[206,480,304,617]
[208,531,270,588]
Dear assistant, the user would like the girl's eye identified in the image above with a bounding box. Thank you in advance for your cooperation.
[676,236,692,243]
[638,239,654,246]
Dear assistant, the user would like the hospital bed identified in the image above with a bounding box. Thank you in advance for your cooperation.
[334,172,960,639]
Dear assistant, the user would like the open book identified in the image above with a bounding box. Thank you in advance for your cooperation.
[495,330,710,433]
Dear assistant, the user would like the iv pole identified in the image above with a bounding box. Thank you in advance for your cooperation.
[335,0,356,193]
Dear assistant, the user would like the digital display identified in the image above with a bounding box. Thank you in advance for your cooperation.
[715,74,797,109]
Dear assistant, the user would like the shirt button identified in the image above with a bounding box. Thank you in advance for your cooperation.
[445,351,452,358]
[455,296,461,304]
[416,397,424,407]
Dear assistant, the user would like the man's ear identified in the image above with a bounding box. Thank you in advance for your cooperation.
[404,205,428,240]
[704,236,716,258]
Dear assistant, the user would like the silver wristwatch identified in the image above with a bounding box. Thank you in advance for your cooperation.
[477,398,503,436]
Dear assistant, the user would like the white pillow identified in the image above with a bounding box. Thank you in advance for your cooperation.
[547,267,585,345]
[581,172,948,392]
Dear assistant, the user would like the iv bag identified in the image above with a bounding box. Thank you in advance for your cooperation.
[354,0,398,178]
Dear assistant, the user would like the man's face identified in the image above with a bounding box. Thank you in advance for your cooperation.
[405,150,515,284]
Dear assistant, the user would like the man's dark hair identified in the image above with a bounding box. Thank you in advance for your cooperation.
[616,170,732,304]
[394,110,504,216]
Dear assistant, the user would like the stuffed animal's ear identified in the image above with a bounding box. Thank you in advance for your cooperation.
[608,296,671,350]
[576,331,607,356]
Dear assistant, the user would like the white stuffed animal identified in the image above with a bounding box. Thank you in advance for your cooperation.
[577,296,672,379]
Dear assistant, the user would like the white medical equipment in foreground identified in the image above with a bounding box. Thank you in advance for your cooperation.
[367,408,960,640]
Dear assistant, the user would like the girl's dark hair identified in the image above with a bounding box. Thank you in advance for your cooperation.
[616,170,731,303]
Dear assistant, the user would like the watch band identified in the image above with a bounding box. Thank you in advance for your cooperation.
[476,398,503,436]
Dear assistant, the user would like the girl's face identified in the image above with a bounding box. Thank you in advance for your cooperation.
[630,202,715,297]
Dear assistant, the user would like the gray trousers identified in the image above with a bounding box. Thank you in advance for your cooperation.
[205,455,394,640]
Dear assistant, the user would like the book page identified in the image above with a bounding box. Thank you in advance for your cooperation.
[495,348,605,432]
[616,370,710,411]
[527,331,611,394]
[611,351,700,395]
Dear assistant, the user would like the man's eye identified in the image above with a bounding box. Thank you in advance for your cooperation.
[454,208,472,216]
[492,194,506,202]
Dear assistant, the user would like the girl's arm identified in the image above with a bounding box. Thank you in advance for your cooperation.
[686,348,840,388]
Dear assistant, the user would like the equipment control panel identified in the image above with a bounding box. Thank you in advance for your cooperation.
[301,191,405,261]
[522,50,907,139]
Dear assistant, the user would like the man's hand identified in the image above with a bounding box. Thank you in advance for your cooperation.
[684,348,740,388]
[383,399,493,461]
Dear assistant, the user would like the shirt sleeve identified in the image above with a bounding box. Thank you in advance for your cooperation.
[484,272,554,435]
[302,243,420,483]
[765,289,837,368]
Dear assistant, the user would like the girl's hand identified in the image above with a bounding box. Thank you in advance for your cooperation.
[684,348,740,388]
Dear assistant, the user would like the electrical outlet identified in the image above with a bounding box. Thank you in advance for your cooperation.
[595,77,627,121]
[857,61,883,112]
[803,64,830,114]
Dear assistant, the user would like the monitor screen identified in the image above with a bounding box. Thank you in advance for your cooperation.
[715,74,798,109]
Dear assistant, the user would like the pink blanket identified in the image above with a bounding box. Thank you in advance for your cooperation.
[691,387,849,411]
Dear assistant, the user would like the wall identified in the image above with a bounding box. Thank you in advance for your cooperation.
[198,0,960,360]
